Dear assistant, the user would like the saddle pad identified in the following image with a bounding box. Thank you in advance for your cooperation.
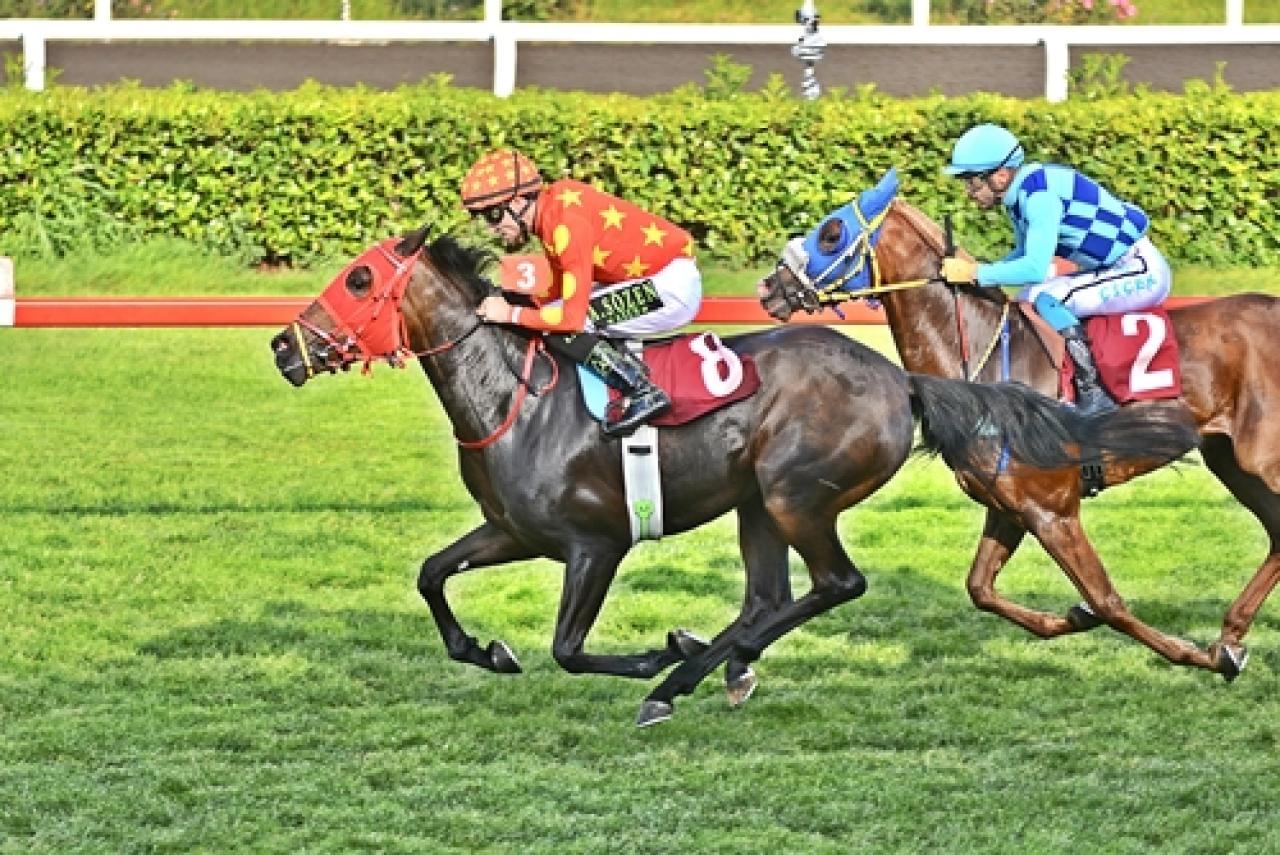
[1086,308,1182,403]
[1016,302,1181,404]
[577,332,760,426]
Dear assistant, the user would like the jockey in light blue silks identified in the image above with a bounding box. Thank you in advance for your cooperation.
[939,123,1172,416]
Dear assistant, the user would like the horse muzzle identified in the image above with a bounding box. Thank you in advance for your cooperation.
[270,325,349,387]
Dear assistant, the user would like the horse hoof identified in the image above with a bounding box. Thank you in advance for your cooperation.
[670,628,709,658]
[726,666,757,709]
[487,639,522,674]
[1214,643,1249,682]
[636,699,674,728]
[1067,602,1104,631]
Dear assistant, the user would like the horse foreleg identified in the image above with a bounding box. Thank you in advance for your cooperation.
[966,508,1095,638]
[1030,513,1220,672]
[418,521,539,673]
[1200,434,1280,677]
[549,541,691,680]
[724,495,795,708]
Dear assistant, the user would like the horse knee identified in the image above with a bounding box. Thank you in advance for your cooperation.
[416,554,455,598]
[967,581,998,612]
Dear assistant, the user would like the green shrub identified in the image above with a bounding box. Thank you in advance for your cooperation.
[0,76,1275,268]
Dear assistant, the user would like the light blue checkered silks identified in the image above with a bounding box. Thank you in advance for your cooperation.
[978,163,1150,288]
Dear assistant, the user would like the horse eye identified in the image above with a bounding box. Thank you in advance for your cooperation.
[346,266,374,298]
[818,220,843,253]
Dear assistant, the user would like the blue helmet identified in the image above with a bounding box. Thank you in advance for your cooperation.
[944,124,1025,176]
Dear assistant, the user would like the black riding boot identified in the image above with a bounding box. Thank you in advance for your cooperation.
[585,341,672,437]
[1062,325,1116,417]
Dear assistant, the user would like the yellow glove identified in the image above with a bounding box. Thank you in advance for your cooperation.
[941,256,978,285]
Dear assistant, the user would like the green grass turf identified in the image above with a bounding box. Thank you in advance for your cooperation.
[2,305,1280,850]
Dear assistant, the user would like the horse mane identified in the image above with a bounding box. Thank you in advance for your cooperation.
[423,235,499,304]
[890,199,948,256]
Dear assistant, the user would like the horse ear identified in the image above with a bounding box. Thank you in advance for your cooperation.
[395,224,431,256]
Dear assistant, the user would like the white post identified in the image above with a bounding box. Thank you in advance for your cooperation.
[911,0,930,27]
[22,31,46,92]
[94,0,111,22]
[1226,0,1244,26]
[493,27,516,97]
[487,0,513,96]
[0,257,14,327]
[341,1,351,21]
[1043,35,1069,102]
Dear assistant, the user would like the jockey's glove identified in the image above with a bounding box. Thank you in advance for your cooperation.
[941,257,978,285]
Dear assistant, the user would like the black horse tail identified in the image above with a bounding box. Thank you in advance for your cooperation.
[908,374,1200,472]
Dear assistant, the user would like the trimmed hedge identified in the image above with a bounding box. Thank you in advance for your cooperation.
[1,77,1276,268]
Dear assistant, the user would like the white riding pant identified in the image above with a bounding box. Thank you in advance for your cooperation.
[1017,236,1172,318]
[585,256,703,338]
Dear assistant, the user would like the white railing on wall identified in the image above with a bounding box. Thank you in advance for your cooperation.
[4,0,1272,102]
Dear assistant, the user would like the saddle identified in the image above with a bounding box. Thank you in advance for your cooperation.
[577,331,760,426]
[1018,303,1182,404]
[576,332,760,544]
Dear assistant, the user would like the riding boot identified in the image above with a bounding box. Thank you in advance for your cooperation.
[585,341,672,437]
[1062,325,1116,417]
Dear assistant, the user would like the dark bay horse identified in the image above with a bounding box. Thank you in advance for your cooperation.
[271,228,1197,726]
[761,198,1280,679]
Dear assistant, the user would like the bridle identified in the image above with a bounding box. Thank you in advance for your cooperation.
[769,202,1011,381]
[286,240,559,450]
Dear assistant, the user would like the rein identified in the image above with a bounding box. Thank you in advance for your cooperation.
[802,207,1010,382]
[454,334,557,451]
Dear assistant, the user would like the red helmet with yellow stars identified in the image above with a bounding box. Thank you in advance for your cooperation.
[460,149,543,212]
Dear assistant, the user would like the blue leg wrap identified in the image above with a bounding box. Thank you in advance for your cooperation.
[1033,292,1080,333]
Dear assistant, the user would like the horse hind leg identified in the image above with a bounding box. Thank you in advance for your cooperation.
[1030,511,1221,673]
[637,512,866,728]
[1201,435,1280,679]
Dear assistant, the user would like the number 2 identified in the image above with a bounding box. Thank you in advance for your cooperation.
[1122,312,1173,393]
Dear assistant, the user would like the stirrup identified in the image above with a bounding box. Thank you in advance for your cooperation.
[1073,386,1117,417]
[602,391,671,437]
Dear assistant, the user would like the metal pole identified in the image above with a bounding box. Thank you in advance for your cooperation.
[792,0,825,100]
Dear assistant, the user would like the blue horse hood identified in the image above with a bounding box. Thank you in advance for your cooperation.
[802,167,899,290]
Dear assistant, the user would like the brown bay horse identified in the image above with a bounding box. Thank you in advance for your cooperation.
[761,198,1280,679]
[270,228,1197,725]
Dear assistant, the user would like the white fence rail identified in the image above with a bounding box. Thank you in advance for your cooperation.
[2,0,1274,102]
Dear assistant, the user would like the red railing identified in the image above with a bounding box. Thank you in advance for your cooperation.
[9,295,1209,328]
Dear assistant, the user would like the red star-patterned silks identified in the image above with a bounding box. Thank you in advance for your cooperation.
[520,179,695,332]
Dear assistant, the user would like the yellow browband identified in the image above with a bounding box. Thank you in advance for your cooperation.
[811,233,1011,382]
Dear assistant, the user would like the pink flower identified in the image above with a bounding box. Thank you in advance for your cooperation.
[1082,0,1093,7]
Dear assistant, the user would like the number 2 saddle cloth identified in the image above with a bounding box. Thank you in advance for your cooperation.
[1021,304,1183,405]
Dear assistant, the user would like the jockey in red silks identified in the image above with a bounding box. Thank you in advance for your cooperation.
[940,123,1172,416]
[461,148,703,437]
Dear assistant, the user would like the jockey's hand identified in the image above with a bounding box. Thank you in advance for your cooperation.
[941,256,978,285]
[477,294,515,324]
